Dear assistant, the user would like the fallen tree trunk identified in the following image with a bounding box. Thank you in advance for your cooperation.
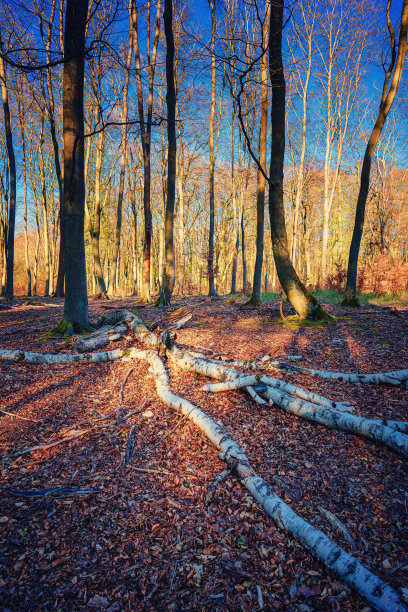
[0,348,125,364]
[272,363,408,386]
[260,374,354,413]
[263,386,408,458]
[168,348,408,458]
[3,311,407,609]
[127,346,405,611]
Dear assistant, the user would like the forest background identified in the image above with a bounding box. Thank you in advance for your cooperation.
[0,0,407,302]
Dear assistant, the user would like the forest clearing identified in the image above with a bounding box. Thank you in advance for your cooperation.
[0,293,407,610]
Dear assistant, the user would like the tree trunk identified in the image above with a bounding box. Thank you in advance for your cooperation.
[62,0,90,329]
[343,0,408,305]
[268,0,327,320]
[108,31,132,295]
[208,0,217,297]
[0,32,16,300]
[158,0,176,306]
[85,125,107,297]
[17,91,31,296]
[38,119,51,296]
[249,0,270,305]
[130,0,161,303]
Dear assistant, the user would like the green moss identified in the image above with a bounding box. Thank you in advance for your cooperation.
[43,319,93,338]
[16,352,25,362]
[243,297,262,307]
[123,348,132,357]
[265,314,334,329]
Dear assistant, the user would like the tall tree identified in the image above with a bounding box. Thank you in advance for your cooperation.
[248,0,270,305]
[108,19,133,296]
[343,0,408,305]
[130,0,162,302]
[268,0,328,319]
[0,31,16,299]
[61,0,90,330]
[158,0,177,305]
[207,0,217,296]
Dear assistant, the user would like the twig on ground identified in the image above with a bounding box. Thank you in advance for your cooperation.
[0,408,39,422]
[124,424,137,465]
[119,368,134,404]
[13,429,92,457]
[1,486,102,498]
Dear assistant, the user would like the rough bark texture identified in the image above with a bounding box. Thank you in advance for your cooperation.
[268,1,328,320]
[344,0,408,304]
[249,1,269,305]
[273,363,408,385]
[158,0,176,306]
[61,0,89,328]
[263,386,408,458]
[0,32,16,299]
[207,0,217,297]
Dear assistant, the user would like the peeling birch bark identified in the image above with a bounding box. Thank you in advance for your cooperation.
[263,386,408,458]
[169,347,408,458]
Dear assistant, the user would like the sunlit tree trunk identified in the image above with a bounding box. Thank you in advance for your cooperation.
[16,83,31,296]
[38,118,51,296]
[0,32,16,299]
[108,28,132,295]
[249,0,270,305]
[268,0,328,320]
[158,0,176,306]
[344,0,408,305]
[131,0,161,302]
[62,0,90,328]
[208,0,217,296]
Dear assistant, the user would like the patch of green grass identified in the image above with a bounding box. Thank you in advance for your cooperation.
[260,291,279,302]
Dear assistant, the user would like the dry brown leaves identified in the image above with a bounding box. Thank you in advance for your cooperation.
[0,296,407,611]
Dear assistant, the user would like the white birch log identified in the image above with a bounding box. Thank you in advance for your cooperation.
[260,375,354,413]
[169,348,408,458]
[130,348,405,611]
[368,420,408,434]
[272,363,408,386]
[203,375,258,392]
[263,387,408,458]
[0,348,126,365]
[245,386,267,405]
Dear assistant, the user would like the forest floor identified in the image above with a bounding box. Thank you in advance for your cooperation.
[0,294,407,611]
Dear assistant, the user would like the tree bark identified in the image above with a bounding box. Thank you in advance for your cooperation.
[268,0,328,320]
[62,0,90,329]
[249,0,270,305]
[130,0,161,303]
[344,0,408,305]
[208,0,217,297]
[0,32,16,300]
[108,28,132,295]
[158,0,177,306]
